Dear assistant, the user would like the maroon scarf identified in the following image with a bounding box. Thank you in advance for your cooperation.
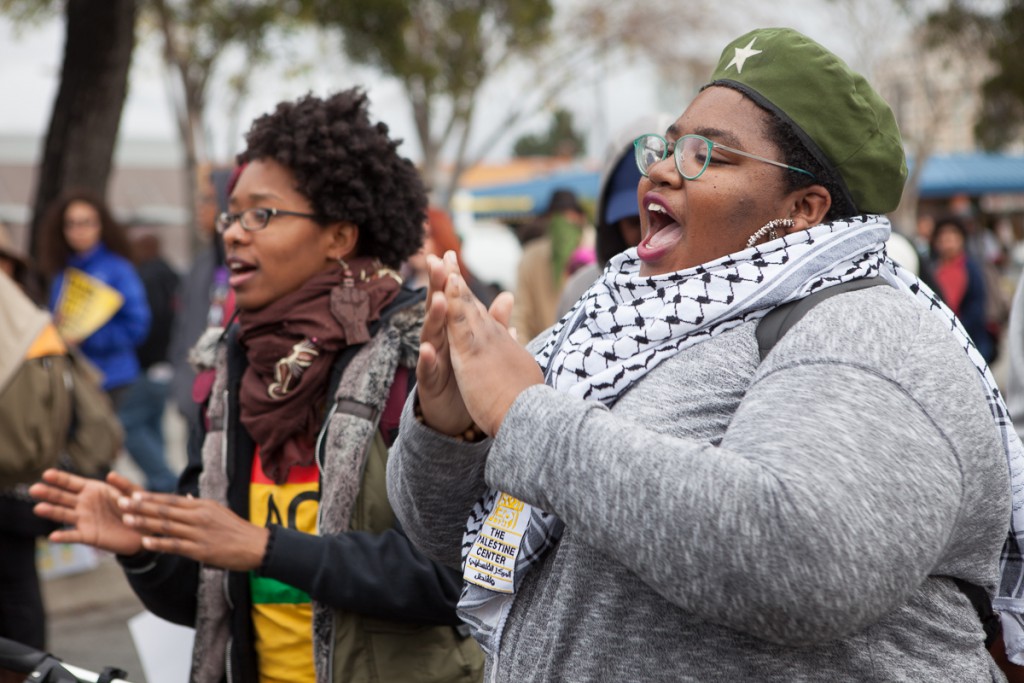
[237,259,399,483]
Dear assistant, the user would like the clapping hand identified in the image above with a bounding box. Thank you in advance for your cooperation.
[442,271,543,437]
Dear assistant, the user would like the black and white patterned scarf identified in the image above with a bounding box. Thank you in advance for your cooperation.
[457,214,1024,659]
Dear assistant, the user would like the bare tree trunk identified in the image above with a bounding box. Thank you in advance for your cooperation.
[30,0,138,258]
[151,0,205,255]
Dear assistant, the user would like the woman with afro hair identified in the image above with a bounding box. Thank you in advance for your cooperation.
[32,89,484,683]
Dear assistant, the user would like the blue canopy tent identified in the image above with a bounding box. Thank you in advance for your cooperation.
[463,152,1024,220]
[466,168,601,220]
[916,152,1024,198]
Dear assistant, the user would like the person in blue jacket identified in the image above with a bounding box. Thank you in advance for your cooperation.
[38,191,151,401]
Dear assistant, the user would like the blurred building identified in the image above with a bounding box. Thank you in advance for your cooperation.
[0,134,192,272]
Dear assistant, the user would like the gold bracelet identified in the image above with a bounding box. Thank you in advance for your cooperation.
[414,398,487,443]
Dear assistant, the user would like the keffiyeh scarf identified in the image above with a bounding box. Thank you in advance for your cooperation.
[456,213,1024,660]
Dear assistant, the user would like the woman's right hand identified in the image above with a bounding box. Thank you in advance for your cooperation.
[29,468,145,557]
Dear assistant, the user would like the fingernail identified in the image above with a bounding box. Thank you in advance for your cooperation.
[123,514,135,525]
[141,537,154,550]
[132,491,144,501]
[118,497,130,509]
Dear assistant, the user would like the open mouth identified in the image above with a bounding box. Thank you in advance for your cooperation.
[638,196,684,262]
[645,201,680,241]
[226,256,257,285]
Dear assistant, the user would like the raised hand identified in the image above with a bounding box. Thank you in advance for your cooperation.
[118,491,269,572]
[416,251,475,436]
[30,469,144,556]
[443,272,544,436]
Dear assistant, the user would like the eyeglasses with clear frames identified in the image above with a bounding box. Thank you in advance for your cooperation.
[633,133,815,181]
[215,207,319,234]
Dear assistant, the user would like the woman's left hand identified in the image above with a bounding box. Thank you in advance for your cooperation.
[444,272,544,436]
[118,492,270,572]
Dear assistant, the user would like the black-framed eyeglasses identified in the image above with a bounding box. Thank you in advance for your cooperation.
[215,207,319,234]
[633,133,815,181]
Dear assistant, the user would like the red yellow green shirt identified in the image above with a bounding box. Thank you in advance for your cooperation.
[249,451,319,683]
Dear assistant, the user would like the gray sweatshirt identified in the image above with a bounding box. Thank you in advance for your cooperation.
[387,286,1009,682]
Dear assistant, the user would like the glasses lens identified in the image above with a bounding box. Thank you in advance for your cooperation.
[635,135,667,176]
[243,208,272,231]
[215,212,231,234]
[677,135,712,180]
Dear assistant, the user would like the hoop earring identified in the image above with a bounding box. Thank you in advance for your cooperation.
[745,218,794,249]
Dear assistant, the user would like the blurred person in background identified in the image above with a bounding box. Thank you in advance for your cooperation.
[0,222,44,304]
[405,206,498,307]
[930,214,997,363]
[557,136,645,316]
[119,231,180,492]
[168,165,235,465]
[884,230,919,277]
[0,233,54,663]
[37,191,151,403]
[1003,262,1024,456]
[32,89,483,683]
[511,188,590,342]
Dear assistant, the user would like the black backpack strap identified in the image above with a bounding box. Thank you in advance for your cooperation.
[949,577,1001,648]
[756,277,891,361]
[754,278,1004,648]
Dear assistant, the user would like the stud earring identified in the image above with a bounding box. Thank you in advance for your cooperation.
[745,218,794,249]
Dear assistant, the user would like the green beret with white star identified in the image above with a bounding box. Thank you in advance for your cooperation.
[706,27,907,214]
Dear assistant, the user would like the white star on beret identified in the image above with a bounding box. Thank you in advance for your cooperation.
[726,38,762,74]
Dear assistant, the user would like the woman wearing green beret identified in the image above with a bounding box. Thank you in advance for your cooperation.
[387,27,1019,680]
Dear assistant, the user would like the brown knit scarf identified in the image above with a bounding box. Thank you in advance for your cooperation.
[237,259,399,483]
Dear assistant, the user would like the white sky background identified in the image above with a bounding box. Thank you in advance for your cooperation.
[0,1,917,167]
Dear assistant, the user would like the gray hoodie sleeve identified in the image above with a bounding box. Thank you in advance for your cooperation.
[486,367,965,644]
[386,392,492,569]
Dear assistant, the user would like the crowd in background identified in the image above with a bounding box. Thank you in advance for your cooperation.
[0,129,1019,664]
[0,31,1023,679]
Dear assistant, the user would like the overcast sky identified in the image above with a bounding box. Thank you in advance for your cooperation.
[0,3,911,167]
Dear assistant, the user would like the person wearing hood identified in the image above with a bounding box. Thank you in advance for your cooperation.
[557,143,644,317]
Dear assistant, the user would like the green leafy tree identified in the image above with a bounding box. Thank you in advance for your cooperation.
[313,0,554,202]
[1,0,138,257]
[513,108,587,158]
[923,0,1024,151]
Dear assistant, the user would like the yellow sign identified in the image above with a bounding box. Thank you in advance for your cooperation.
[54,268,124,342]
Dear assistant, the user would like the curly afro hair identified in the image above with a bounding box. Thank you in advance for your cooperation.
[239,89,426,269]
